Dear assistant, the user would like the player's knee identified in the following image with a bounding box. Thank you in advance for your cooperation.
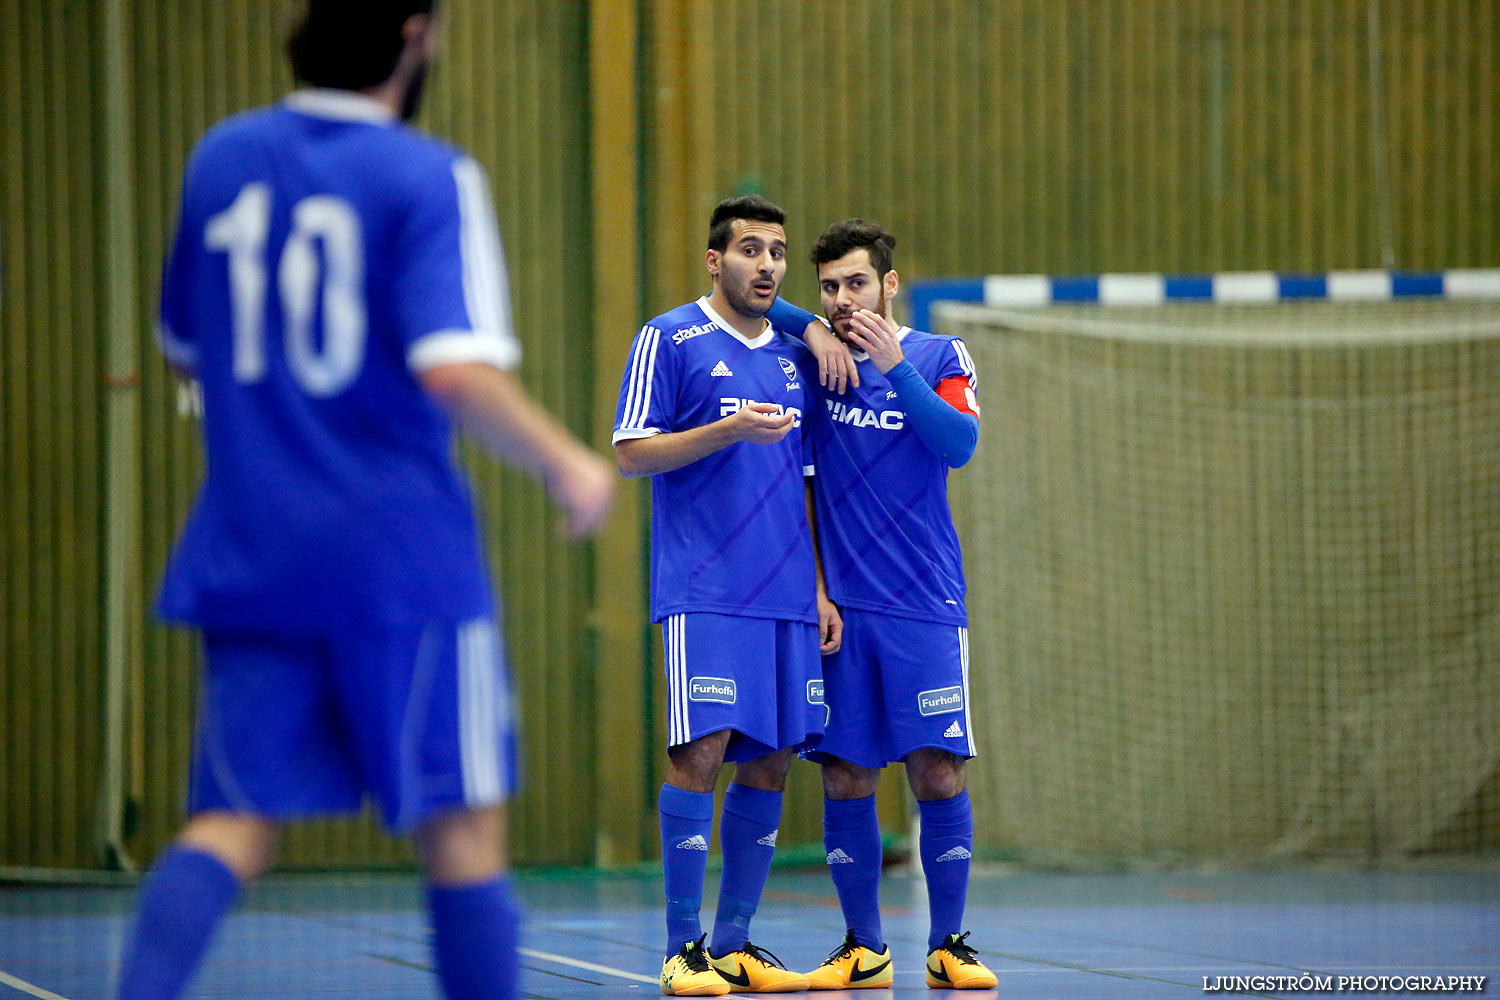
[821,758,880,800]
[905,749,967,801]
[732,746,797,791]
[416,806,507,885]
[665,731,733,793]
[179,812,280,883]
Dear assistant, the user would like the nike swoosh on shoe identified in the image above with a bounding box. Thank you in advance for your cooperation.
[718,963,751,989]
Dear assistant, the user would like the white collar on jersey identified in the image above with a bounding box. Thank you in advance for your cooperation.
[284,89,396,124]
[847,324,912,362]
[697,296,776,349]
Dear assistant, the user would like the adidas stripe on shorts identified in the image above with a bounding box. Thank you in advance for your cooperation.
[191,617,517,833]
[662,611,824,763]
[805,607,976,768]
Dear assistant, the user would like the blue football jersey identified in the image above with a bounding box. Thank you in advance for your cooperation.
[613,296,819,624]
[807,327,978,625]
[156,90,520,631]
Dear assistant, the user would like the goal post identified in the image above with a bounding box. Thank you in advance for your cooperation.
[915,271,1500,864]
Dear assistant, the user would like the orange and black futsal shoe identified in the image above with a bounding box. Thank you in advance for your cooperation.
[706,941,810,993]
[661,935,730,996]
[804,931,894,990]
[925,932,998,990]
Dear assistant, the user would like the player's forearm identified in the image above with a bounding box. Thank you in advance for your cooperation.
[614,418,738,478]
[885,361,979,467]
[421,362,594,483]
[804,477,830,597]
[766,296,819,335]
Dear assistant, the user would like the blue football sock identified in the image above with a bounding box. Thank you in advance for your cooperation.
[918,790,974,951]
[709,783,782,956]
[115,845,241,1000]
[660,783,715,956]
[427,876,521,1000]
[823,794,884,951]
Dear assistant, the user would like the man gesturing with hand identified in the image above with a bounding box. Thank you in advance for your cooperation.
[613,194,834,997]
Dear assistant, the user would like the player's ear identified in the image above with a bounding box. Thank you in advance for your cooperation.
[402,12,437,57]
[705,248,721,278]
[402,12,432,42]
[884,268,899,301]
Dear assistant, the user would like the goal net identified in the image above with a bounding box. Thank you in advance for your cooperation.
[940,298,1500,864]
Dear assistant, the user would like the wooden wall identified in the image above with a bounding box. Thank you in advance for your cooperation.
[2,0,1495,870]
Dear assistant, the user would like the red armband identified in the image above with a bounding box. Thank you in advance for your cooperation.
[936,376,980,419]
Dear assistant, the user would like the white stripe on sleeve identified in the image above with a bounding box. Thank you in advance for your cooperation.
[622,325,661,432]
[620,326,651,428]
[434,157,521,373]
[408,327,522,372]
[952,339,978,389]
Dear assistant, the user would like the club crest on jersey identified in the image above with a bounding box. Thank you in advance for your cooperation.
[688,676,737,704]
[777,356,801,391]
[806,679,825,706]
[825,398,904,430]
[918,685,965,716]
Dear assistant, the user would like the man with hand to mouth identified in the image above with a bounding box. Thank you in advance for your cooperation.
[788,219,997,992]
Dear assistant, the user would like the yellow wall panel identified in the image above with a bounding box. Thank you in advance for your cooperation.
[2,0,1496,871]
[0,0,108,870]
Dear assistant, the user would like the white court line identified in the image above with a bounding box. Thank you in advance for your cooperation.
[0,969,72,1000]
[0,950,652,996]
[519,946,658,985]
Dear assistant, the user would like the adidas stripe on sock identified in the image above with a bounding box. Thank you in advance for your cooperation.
[823,795,883,951]
[660,784,715,955]
[710,783,782,956]
[918,790,973,952]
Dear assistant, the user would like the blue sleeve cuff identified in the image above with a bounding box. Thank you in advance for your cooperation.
[766,297,819,337]
[885,361,979,467]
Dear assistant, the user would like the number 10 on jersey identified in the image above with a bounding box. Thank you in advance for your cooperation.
[205,181,368,397]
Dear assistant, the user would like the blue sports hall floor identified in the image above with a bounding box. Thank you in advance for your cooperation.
[3,861,1497,999]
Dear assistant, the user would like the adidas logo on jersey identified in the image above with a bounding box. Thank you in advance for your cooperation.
[944,720,965,738]
[675,835,709,851]
[827,848,855,864]
[934,846,972,862]
[757,830,779,847]
[710,360,733,377]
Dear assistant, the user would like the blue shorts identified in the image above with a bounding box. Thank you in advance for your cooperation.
[662,612,824,763]
[191,617,517,834]
[805,608,976,768]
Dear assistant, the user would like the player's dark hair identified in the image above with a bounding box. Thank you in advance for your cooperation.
[707,194,787,252]
[809,218,898,277]
[287,0,437,90]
